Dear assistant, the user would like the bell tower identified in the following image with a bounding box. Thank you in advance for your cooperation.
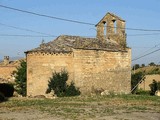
[96,12,126,48]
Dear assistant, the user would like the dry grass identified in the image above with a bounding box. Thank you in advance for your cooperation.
[134,65,160,74]
[0,94,160,120]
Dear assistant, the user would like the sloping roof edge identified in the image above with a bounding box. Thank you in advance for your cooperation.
[25,35,126,54]
[95,12,125,27]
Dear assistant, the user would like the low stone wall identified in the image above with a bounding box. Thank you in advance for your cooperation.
[138,75,160,91]
[0,66,16,83]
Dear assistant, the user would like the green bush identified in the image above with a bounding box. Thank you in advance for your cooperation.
[131,72,144,94]
[0,83,14,97]
[46,70,68,96]
[148,68,160,75]
[149,80,160,95]
[65,82,80,96]
[46,70,80,97]
[136,89,150,95]
[132,64,140,70]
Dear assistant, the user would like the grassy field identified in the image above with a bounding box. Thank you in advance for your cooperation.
[0,94,160,120]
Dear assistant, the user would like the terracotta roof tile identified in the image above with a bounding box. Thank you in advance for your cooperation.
[26,35,123,53]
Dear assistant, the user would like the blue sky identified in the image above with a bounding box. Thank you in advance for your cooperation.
[0,0,160,65]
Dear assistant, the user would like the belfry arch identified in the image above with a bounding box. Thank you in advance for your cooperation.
[96,12,126,48]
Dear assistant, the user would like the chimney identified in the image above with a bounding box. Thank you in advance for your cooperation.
[3,56,9,65]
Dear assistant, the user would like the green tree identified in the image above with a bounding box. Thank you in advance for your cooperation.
[149,80,160,95]
[141,64,145,67]
[149,62,156,66]
[132,64,140,70]
[13,60,27,96]
[131,72,144,93]
[46,70,80,97]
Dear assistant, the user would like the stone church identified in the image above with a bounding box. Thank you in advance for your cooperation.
[25,12,131,96]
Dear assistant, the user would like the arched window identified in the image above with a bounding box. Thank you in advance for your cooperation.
[112,20,117,34]
[103,21,107,37]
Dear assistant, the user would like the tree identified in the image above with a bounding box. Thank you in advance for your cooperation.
[132,64,140,70]
[141,64,145,67]
[149,62,156,66]
[13,60,27,96]
[131,72,144,93]
[46,70,80,97]
[149,80,160,95]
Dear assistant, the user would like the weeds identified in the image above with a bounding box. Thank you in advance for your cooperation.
[0,95,160,119]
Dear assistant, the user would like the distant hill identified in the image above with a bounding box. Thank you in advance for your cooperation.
[133,65,160,75]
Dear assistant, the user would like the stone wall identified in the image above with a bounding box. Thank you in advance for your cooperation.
[0,56,22,83]
[27,52,74,96]
[0,66,16,83]
[73,49,131,94]
[27,48,131,96]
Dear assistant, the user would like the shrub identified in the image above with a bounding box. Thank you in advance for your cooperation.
[46,70,80,97]
[136,89,150,95]
[46,70,68,96]
[65,82,80,96]
[132,64,140,70]
[0,83,14,97]
[131,72,144,94]
[149,80,160,95]
[148,68,160,75]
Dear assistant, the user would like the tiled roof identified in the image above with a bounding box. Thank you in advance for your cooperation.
[26,35,123,53]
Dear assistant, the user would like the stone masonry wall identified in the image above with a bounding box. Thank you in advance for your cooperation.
[27,52,74,96]
[0,66,16,82]
[73,49,131,94]
[27,48,131,96]
[96,13,126,48]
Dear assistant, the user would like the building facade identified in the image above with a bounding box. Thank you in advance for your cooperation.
[0,56,18,83]
[26,13,131,96]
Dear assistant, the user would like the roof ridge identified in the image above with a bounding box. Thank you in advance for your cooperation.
[25,34,122,54]
[107,12,125,21]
